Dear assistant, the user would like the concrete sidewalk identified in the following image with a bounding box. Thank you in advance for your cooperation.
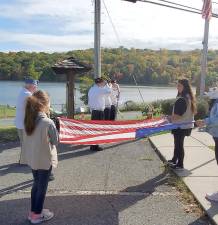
[149,128,218,224]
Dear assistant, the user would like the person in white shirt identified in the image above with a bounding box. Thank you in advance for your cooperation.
[15,78,38,164]
[110,79,120,120]
[88,77,112,151]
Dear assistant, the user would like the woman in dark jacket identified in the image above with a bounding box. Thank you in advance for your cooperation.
[168,78,196,170]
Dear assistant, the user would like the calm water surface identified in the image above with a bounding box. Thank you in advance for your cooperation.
[0,81,180,108]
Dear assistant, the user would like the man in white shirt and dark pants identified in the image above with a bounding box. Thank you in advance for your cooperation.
[88,77,112,151]
[15,78,38,164]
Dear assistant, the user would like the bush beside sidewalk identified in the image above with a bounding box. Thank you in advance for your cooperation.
[149,129,218,225]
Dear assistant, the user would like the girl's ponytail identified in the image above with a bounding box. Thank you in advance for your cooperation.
[24,96,39,135]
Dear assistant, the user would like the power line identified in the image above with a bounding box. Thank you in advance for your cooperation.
[102,0,122,45]
[128,0,218,18]
[157,0,201,13]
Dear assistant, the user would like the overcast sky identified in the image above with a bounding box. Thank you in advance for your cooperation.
[0,0,218,52]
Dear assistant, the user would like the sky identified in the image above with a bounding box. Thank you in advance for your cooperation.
[0,0,218,52]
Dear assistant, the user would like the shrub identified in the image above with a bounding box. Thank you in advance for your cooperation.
[160,99,175,115]
[141,104,151,116]
[195,98,209,120]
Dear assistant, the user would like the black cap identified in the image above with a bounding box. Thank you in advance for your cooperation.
[25,77,39,85]
[94,77,104,84]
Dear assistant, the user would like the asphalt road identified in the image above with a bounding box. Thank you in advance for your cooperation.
[0,139,212,225]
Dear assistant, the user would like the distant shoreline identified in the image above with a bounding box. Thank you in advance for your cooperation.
[0,80,181,88]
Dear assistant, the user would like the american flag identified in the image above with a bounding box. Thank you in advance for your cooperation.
[58,117,170,145]
[202,0,212,20]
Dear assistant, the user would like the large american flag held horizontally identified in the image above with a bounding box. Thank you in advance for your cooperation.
[58,117,178,145]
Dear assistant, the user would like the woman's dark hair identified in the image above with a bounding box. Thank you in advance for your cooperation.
[177,78,197,114]
[24,90,50,135]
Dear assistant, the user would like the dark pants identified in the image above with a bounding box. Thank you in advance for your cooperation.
[213,137,218,164]
[91,110,104,120]
[90,110,104,150]
[110,105,117,120]
[104,107,111,120]
[172,133,186,167]
[31,167,51,214]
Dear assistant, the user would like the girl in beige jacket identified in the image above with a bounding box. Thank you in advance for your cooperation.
[23,90,58,224]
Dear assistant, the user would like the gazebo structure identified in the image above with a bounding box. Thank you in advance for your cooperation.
[52,57,92,118]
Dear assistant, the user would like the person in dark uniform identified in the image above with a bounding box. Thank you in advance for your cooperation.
[88,78,112,151]
[167,78,196,170]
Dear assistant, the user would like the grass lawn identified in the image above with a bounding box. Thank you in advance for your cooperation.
[0,126,18,143]
[0,105,16,118]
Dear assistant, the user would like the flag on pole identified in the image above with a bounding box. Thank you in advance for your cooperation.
[58,117,179,145]
[202,0,212,20]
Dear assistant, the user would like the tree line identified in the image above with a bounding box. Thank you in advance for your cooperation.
[0,47,218,88]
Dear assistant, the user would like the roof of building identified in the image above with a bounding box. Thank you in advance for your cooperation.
[52,57,92,75]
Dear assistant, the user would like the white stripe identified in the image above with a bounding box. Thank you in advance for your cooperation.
[60,132,135,143]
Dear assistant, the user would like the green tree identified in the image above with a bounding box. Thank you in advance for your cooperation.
[27,62,41,79]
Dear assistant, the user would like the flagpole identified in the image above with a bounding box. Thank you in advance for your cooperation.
[94,0,101,78]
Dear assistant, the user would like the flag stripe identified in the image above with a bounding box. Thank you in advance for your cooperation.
[202,0,212,20]
[58,117,168,145]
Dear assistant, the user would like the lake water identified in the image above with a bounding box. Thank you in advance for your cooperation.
[0,81,180,109]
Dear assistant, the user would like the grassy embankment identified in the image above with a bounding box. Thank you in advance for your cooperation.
[0,105,17,142]
[0,105,16,118]
[0,126,18,143]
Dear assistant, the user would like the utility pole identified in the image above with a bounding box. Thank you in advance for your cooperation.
[200,0,212,96]
[200,19,210,96]
[94,0,101,78]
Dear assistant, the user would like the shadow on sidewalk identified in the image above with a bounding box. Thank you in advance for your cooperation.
[0,163,31,176]
[122,169,169,194]
[0,194,146,225]
[0,141,19,153]
[188,216,212,225]
[0,170,170,225]
[57,139,140,161]
[0,140,137,176]
[0,179,33,197]
[205,201,218,225]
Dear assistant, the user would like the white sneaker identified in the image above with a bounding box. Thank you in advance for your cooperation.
[28,209,50,221]
[30,209,54,224]
[206,192,218,202]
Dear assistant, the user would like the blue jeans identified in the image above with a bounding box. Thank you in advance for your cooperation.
[31,167,51,214]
